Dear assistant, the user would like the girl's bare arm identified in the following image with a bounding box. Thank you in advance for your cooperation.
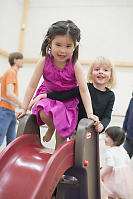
[100,165,113,180]
[16,57,45,118]
[74,61,99,122]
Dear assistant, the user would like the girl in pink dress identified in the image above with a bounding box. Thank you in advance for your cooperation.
[101,126,133,199]
[16,20,98,149]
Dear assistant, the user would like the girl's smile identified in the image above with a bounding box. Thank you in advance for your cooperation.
[92,63,111,90]
[50,35,75,68]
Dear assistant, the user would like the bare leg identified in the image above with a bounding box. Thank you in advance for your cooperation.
[39,110,55,142]
[55,130,67,181]
[55,130,67,150]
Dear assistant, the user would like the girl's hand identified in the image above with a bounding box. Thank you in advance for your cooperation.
[16,108,26,119]
[28,94,47,110]
[95,122,104,133]
[88,113,99,125]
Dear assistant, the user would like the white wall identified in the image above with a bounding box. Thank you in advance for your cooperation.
[23,0,133,61]
[0,0,133,116]
[1,0,132,61]
[0,0,23,52]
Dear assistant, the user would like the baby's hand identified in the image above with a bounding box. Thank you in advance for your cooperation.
[95,122,104,133]
[88,114,99,125]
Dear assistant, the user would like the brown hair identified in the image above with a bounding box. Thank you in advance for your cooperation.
[105,126,126,146]
[9,52,23,66]
[41,20,81,64]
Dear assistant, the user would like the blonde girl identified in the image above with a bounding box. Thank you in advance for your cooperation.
[44,56,116,133]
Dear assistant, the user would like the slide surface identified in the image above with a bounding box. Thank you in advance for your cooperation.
[0,134,74,199]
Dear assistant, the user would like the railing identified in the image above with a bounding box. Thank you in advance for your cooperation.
[0,48,133,67]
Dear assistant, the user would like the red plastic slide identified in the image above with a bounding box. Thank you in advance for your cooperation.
[0,134,74,199]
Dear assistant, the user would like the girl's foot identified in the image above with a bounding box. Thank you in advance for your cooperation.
[43,128,54,142]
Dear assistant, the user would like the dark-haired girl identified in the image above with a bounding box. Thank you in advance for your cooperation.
[101,126,133,199]
[16,20,98,149]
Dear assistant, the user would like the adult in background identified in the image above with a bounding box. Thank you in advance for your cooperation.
[0,52,23,146]
[123,92,133,159]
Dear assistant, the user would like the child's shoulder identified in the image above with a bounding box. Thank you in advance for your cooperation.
[106,88,115,100]
[74,60,84,75]
[109,90,115,98]
[106,146,115,153]
[106,87,114,94]
[106,146,118,156]
[38,56,45,63]
[107,146,128,156]
[35,57,46,71]
[74,60,81,69]
[88,83,114,96]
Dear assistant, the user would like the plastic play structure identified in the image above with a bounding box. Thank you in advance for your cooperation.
[0,114,101,199]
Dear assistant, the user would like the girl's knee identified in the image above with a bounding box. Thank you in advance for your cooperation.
[40,109,47,119]
[39,110,54,129]
[40,110,51,121]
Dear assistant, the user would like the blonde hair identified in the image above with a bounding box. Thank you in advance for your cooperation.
[87,56,116,89]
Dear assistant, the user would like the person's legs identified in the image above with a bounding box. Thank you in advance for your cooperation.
[39,109,55,142]
[123,139,133,159]
[0,108,11,146]
[39,110,67,149]
[55,130,67,149]
[6,112,17,145]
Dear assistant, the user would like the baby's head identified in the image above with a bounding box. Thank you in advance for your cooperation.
[105,126,126,147]
[41,20,81,63]
[87,56,116,89]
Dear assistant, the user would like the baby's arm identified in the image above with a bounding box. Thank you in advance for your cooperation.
[74,61,99,123]
[16,58,45,119]
[101,149,114,181]
[100,166,113,181]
